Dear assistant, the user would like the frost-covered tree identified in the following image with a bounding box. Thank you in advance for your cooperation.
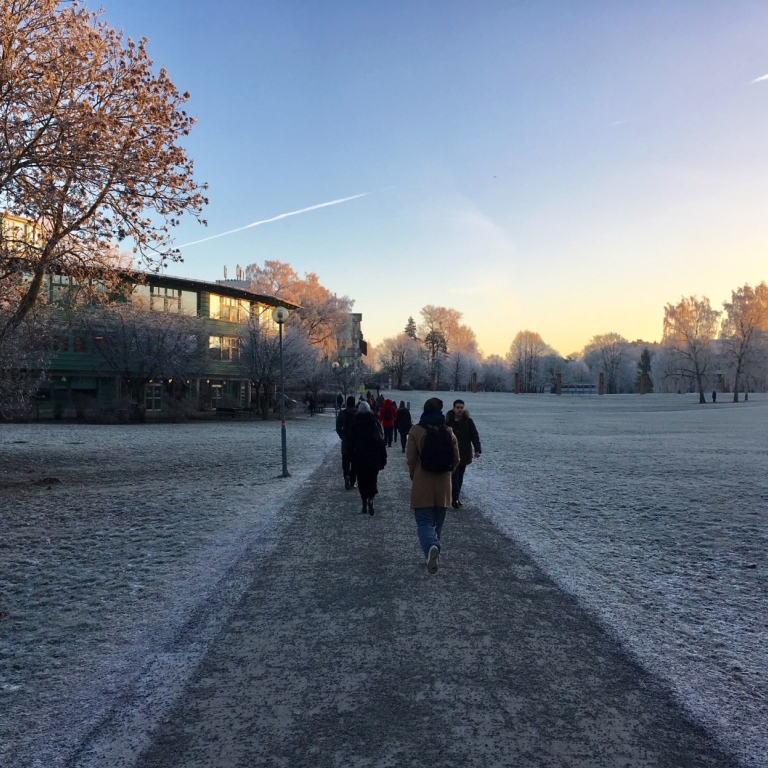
[85,301,206,419]
[237,313,314,419]
[245,260,353,355]
[423,328,448,387]
[418,305,477,355]
[541,352,567,392]
[506,330,554,393]
[662,296,721,403]
[721,282,768,402]
[447,350,471,391]
[563,358,592,389]
[480,355,509,392]
[0,0,208,343]
[0,311,48,419]
[376,332,420,388]
[582,333,631,394]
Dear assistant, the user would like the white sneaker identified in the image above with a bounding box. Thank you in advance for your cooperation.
[427,545,439,574]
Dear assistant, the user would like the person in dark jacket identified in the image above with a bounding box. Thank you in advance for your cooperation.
[348,401,387,515]
[335,396,358,490]
[395,400,412,452]
[444,399,482,509]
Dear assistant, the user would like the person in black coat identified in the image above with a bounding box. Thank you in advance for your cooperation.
[347,401,387,515]
[444,399,482,509]
[395,400,413,453]
[335,396,358,490]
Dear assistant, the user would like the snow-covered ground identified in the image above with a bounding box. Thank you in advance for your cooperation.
[0,416,338,767]
[459,391,767,767]
[1,393,766,766]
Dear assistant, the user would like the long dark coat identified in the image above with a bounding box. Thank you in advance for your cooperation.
[348,411,387,472]
[335,405,357,453]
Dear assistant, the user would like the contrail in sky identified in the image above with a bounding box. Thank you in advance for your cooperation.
[177,192,370,249]
[751,74,768,83]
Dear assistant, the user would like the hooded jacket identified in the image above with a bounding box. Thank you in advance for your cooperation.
[379,399,397,428]
[445,409,481,466]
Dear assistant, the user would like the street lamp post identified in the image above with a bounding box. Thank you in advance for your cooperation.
[332,360,351,397]
[272,305,291,478]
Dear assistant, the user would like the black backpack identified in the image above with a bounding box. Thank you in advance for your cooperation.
[419,425,454,473]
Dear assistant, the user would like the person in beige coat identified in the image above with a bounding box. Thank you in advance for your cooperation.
[406,397,460,574]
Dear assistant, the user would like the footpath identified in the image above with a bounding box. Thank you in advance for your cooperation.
[70,447,738,768]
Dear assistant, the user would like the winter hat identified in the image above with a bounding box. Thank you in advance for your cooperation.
[346,396,356,407]
[423,397,443,413]
[358,401,371,413]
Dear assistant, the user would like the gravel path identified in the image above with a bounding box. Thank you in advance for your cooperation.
[73,446,736,768]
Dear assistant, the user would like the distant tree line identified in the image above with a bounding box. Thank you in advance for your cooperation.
[373,282,768,402]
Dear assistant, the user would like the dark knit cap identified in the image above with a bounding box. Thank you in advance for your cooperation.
[423,397,443,413]
[346,395,356,407]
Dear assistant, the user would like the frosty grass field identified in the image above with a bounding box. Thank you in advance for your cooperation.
[0,391,766,766]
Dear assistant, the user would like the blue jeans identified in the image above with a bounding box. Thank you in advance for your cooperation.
[414,507,447,556]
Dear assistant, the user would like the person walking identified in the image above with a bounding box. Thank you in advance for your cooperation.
[395,400,412,452]
[348,401,387,515]
[379,398,397,448]
[335,391,344,413]
[335,395,358,490]
[444,398,482,509]
[406,397,459,574]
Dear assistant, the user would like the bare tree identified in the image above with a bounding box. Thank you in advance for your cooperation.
[541,352,567,392]
[376,333,420,388]
[506,330,554,392]
[84,302,206,419]
[0,0,208,342]
[583,332,630,394]
[418,304,477,355]
[721,282,768,402]
[245,260,353,354]
[0,310,48,419]
[423,328,448,387]
[237,314,313,418]
[662,296,721,403]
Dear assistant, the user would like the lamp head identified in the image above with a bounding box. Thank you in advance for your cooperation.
[272,306,289,324]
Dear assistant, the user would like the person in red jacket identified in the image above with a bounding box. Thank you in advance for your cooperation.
[378,397,397,448]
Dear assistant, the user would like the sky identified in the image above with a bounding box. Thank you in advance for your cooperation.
[101,0,768,357]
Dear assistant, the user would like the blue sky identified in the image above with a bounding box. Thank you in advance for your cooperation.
[103,1,768,357]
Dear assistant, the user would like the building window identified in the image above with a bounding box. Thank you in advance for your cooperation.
[211,384,223,407]
[145,383,162,412]
[209,294,250,323]
[51,333,70,352]
[150,286,182,313]
[208,335,240,361]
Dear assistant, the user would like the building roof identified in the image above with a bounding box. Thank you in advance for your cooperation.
[131,271,302,309]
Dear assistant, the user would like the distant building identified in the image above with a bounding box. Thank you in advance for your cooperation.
[40,271,299,418]
[216,268,367,366]
[335,312,366,364]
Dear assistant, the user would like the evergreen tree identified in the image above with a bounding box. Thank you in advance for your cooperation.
[636,347,654,393]
[404,316,417,338]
